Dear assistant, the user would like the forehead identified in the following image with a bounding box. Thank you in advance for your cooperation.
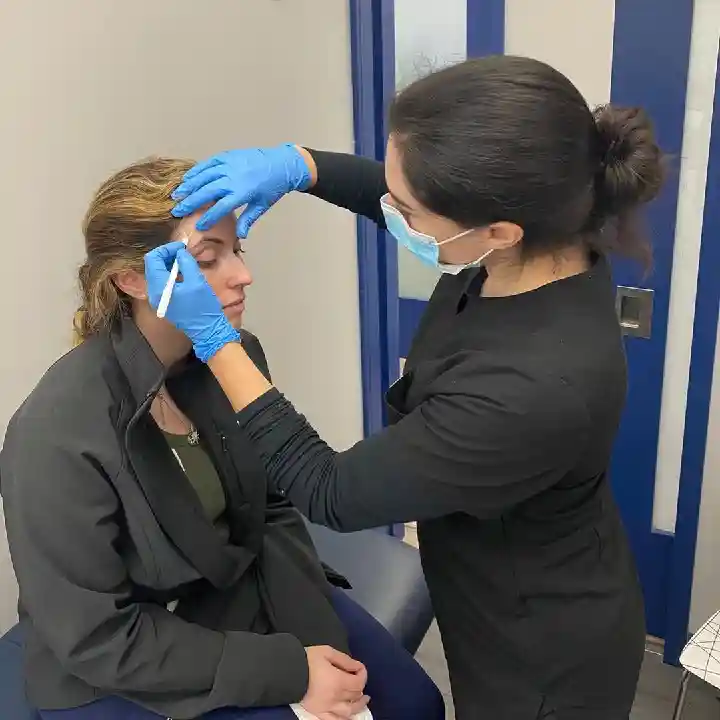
[172,209,237,246]
[384,135,419,211]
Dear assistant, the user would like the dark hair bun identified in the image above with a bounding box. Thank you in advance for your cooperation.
[593,104,665,217]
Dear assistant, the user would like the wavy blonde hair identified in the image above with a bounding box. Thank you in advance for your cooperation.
[73,157,193,343]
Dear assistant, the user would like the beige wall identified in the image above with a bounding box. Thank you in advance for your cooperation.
[0,0,361,633]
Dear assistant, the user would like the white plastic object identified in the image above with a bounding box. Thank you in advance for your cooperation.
[156,236,189,318]
[291,705,373,720]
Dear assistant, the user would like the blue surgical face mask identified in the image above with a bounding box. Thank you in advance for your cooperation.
[380,194,492,275]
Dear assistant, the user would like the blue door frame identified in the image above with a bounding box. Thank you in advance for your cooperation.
[608,0,694,648]
[349,0,715,661]
[664,47,720,663]
[348,0,398,441]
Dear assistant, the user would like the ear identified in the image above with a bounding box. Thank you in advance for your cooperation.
[488,221,524,250]
[113,269,148,300]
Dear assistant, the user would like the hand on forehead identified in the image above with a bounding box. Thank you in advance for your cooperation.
[172,207,237,254]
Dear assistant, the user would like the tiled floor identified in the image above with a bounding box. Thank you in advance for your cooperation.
[414,622,720,719]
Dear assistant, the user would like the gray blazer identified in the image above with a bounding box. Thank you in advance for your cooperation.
[0,319,348,719]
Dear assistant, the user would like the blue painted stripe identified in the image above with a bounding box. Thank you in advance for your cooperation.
[376,0,404,538]
[664,51,720,664]
[377,0,400,402]
[642,532,674,644]
[348,0,395,439]
[350,0,402,536]
[609,0,694,640]
[466,0,505,57]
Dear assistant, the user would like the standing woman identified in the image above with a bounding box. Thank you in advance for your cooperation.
[159,56,665,719]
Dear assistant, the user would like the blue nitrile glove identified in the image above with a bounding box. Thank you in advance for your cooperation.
[145,241,241,362]
[171,144,312,238]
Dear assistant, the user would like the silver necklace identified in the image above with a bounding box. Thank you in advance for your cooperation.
[157,390,200,446]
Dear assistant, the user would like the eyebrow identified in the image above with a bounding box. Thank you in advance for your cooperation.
[388,191,415,214]
[197,236,225,247]
[189,236,225,253]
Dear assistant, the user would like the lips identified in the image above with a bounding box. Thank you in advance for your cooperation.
[223,298,245,312]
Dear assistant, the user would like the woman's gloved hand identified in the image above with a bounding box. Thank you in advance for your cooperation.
[171,144,313,238]
[144,241,241,362]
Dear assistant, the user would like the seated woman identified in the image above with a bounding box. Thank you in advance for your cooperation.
[0,158,444,720]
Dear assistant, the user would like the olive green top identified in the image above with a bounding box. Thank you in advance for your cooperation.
[163,432,227,526]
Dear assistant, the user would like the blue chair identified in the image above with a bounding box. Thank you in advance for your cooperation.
[0,523,433,719]
[0,624,37,719]
[304,521,433,655]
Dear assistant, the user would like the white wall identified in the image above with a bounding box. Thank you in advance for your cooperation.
[669,0,720,632]
[691,322,720,630]
[505,0,615,108]
[0,0,361,633]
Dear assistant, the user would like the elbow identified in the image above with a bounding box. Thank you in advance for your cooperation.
[272,436,370,531]
[304,486,371,533]
[305,506,356,533]
[300,467,360,532]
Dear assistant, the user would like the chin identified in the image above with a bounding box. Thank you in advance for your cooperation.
[225,314,244,331]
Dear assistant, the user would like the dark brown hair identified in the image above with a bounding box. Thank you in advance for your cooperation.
[389,55,665,265]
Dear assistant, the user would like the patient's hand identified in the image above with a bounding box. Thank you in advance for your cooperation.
[301,645,369,719]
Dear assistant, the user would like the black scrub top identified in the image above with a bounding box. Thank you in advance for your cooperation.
[236,152,645,719]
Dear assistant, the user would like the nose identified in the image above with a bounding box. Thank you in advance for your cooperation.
[228,254,253,288]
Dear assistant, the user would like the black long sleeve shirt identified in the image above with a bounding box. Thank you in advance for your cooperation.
[236,150,645,718]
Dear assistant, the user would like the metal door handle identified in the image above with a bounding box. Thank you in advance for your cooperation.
[615,286,654,339]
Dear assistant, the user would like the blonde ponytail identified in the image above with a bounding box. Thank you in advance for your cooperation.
[72,156,194,345]
[72,262,129,345]
[72,310,86,346]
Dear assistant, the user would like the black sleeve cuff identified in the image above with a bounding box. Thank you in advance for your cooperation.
[216,631,309,708]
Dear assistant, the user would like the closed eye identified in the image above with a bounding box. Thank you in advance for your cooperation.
[192,239,244,268]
